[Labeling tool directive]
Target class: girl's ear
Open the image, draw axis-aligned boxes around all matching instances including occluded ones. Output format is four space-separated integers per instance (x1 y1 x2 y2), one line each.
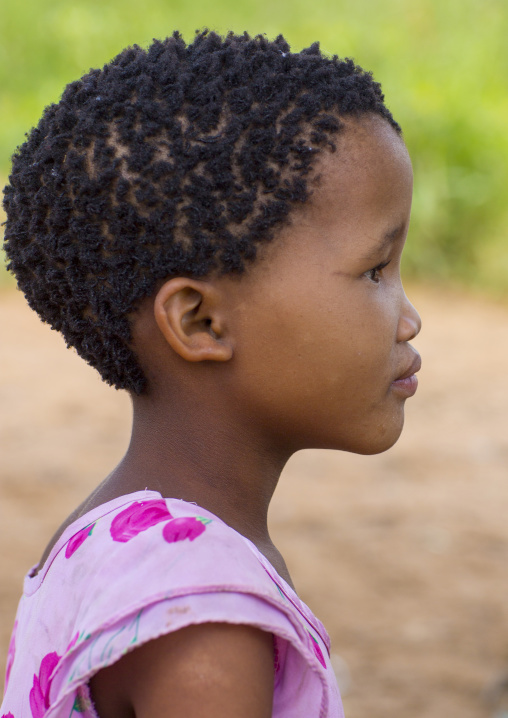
153 278 233 363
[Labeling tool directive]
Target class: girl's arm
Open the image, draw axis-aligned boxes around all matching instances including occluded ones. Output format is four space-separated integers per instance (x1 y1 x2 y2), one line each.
90 622 275 717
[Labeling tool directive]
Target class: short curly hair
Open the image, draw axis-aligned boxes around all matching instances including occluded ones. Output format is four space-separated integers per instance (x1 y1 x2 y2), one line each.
3 30 400 394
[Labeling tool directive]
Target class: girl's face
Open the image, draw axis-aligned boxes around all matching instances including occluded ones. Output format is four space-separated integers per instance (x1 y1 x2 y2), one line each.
220 113 421 455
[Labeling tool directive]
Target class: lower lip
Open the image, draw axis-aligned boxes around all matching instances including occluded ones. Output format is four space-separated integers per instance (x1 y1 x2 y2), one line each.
391 374 418 397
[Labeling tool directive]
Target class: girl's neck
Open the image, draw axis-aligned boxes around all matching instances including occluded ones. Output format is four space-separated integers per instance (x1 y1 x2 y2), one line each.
37 394 296 587
113 400 287 545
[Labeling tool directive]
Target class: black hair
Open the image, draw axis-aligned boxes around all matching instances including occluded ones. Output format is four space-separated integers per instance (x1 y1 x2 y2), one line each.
3 30 400 393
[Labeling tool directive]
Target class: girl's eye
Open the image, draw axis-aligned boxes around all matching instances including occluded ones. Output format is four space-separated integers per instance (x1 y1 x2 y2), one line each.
365 260 390 283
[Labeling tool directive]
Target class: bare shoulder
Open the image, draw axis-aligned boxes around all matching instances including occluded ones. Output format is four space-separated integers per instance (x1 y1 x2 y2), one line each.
89 622 275 718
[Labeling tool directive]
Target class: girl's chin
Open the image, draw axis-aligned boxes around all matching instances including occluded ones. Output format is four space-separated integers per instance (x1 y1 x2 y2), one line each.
340 418 405 456
304 426 405 456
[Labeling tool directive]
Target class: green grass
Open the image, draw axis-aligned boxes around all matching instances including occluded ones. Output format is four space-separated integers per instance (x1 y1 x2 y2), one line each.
1 0 507 291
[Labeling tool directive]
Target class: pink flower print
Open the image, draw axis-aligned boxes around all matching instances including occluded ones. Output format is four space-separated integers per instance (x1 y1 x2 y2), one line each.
110 500 172 543
65 632 79 653
162 517 207 544
29 651 61 718
65 523 96 558
308 632 326 669
1 713 15 718
5 620 17 690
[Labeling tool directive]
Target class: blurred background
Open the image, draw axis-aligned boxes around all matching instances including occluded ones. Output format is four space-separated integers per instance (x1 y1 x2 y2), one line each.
1 1 508 717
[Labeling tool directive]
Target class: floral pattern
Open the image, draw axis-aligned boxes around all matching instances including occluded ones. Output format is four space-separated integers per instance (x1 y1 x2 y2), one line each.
108 500 211 546
110 500 173 543
29 651 61 718
65 524 96 559
66 632 80 653
308 631 326 669
162 516 207 543
0 494 337 718
60 499 212 560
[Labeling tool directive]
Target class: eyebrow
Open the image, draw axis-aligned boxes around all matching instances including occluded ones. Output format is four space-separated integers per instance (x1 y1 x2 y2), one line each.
360 223 406 263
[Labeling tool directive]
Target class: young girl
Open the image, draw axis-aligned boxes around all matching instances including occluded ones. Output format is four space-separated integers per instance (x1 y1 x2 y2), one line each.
1 31 421 718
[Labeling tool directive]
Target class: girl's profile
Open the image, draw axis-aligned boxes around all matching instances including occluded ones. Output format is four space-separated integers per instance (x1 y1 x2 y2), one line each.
1 30 420 718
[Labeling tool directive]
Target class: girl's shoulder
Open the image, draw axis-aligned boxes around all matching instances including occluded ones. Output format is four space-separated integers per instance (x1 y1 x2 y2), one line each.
24 491 313 619
2 492 342 718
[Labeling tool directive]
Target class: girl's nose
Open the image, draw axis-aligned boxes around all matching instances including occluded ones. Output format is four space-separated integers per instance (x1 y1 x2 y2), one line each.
398 295 421 342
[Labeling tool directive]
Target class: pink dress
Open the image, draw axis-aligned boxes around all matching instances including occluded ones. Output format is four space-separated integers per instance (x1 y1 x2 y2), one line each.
1 491 343 718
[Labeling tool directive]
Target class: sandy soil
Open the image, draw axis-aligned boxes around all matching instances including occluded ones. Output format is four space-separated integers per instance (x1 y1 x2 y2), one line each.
1 285 508 718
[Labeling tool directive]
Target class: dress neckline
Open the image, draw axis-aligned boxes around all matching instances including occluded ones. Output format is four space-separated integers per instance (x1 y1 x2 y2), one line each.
23 490 330 650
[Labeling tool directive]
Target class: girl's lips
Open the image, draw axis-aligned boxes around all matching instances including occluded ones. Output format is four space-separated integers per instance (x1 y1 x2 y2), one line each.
391 373 418 397
391 353 421 397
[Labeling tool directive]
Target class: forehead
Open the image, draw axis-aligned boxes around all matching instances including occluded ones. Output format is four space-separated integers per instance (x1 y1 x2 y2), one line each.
225 114 413 288
296 114 413 234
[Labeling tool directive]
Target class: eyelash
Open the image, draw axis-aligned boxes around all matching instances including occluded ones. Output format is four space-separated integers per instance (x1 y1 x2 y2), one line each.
366 260 390 283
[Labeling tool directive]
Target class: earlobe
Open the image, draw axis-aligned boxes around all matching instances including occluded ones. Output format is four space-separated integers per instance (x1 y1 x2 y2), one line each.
153 278 233 363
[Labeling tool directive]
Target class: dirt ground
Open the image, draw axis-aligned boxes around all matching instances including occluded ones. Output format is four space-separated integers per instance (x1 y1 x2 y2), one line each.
1 285 508 718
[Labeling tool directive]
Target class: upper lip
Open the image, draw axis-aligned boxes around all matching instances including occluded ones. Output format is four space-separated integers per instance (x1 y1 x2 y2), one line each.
394 351 421 382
